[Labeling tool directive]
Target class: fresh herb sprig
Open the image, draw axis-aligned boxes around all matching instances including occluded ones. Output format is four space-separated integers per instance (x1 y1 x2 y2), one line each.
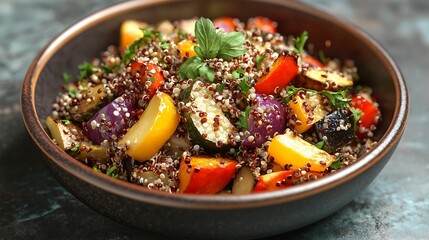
237 105 251 130
330 158 343 170
350 107 363 132
293 31 308 54
284 86 351 109
178 17 246 82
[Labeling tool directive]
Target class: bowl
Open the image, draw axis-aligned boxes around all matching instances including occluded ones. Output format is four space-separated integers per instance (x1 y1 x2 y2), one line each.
21 0 408 239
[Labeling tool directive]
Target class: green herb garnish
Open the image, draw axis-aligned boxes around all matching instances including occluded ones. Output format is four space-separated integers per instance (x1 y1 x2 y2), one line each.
255 54 266 69
284 86 351 109
179 17 246 81
160 41 170 50
77 62 95 82
63 72 72 83
61 119 71 125
237 105 251 130
122 28 163 65
93 167 102 173
216 83 225 93
232 68 245 79
70 145 79 152
238 78 252 97
350 107 363 132
106 166 119 179
315 141 325 149
330 158 343 170
319 50 327 65
293 31 308 54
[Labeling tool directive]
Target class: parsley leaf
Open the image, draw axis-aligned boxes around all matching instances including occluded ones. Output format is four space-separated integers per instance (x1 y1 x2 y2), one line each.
78 62 95 82
284 86 351 109
330 158 343 170
70 145 79 152
178 56 214 82
216 83 225 93
238 78 251 97
232 68 245 79
61 119 71 125
255 54 266 69
350 107 363 132
319 50 327 65
63 72 72 83
237 106 251 130
106 166 119 178
315 141 325 149
293 31 308 54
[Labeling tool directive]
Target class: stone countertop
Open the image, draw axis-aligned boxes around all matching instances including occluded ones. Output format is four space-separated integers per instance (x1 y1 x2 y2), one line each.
0 0 427 239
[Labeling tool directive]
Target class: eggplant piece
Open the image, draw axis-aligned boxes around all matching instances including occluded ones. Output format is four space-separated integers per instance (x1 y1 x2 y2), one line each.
293 68 353 91
314 109 355 153
182 81 238 152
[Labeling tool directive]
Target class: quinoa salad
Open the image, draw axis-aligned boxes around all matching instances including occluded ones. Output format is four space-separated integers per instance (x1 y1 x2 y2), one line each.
45 17 381 194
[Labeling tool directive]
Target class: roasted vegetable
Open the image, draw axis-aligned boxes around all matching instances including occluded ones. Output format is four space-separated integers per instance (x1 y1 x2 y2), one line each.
268 129 336 172
242 94 286 148
287 90 328 134
350 95 381 140
302 56 325 69
75 143 109 162
118 92 180 162
182 81 238 152
314 109 355 152
232 167 255 194
45 116 85 151
69 84 110 122
247 16 277 33
129 61 165 98
254 53 299 95
119 20 148 51
177 39 197 58
253 170 325 192
83 95 136 145
178 155 237 194
293 68 353 91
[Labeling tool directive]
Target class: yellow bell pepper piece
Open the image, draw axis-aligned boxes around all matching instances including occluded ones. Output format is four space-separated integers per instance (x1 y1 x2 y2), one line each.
288 92 327 133
268 130 335 172
120 20 148 51
177 39 197 58
119 92 180 162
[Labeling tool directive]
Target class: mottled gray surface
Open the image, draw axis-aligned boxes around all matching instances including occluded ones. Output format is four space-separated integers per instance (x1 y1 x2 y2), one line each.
0 0 428 239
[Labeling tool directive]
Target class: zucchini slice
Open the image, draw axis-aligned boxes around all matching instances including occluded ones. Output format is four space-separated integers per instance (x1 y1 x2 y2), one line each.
69 84 110 122
293 68 353 91
182 81 237 152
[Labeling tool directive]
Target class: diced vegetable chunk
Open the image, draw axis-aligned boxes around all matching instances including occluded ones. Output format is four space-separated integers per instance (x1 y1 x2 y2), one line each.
178 156 237 194
268 129 335 172
45 116 84 151
120 20 148 51
232 167 255 194
119 20 148 51
254 53 299 95
242 94 286 148
287 91 328 133
350 95 381 139
314 109 355 152
119 92 180 162
294 68 353 91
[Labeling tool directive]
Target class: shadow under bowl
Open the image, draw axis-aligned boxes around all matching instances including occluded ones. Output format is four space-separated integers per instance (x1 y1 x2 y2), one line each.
21 0 408 239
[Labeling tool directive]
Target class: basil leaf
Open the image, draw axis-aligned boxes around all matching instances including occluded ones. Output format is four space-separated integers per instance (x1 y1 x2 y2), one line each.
217 32 246 60
194 17 222 59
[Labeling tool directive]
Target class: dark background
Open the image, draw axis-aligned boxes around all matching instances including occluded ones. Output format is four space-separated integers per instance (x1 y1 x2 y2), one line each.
1 0 427 239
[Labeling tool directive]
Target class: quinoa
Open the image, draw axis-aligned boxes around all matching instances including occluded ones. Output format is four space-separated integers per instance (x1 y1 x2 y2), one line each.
47 17 380 194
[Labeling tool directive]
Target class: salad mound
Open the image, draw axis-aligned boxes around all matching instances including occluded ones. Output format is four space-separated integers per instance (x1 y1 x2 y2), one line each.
46 16 381 194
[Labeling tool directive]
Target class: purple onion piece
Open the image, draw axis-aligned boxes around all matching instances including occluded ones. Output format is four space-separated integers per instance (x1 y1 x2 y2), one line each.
242 94 286 148
83 95 136 144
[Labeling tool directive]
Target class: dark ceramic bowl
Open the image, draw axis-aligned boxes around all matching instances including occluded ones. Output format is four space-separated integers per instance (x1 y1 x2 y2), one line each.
21 0 408 239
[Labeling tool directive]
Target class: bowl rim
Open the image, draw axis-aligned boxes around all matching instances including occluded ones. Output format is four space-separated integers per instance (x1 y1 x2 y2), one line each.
21 0 409 209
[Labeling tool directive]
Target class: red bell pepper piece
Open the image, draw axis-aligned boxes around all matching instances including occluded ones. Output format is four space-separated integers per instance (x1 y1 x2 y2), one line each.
247 16 277 33
350 95 381 139
254 53 299 95
302 56 325 69
130 61 165 98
